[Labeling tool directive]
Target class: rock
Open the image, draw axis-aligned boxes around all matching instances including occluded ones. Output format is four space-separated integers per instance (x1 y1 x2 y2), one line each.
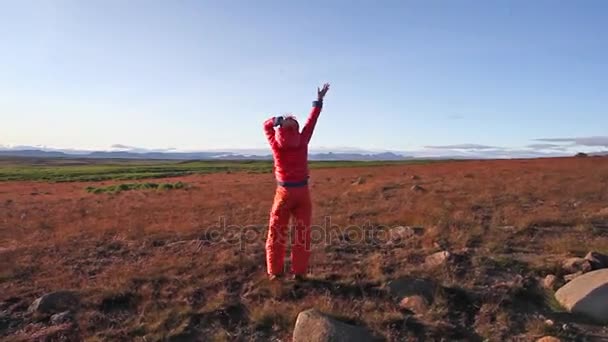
398 295 429 314
536 337 561 342
293 309 378 342
584 251 608 270
410 184 425 192
555 269 608 323
564 271 583 282
386 277 437 302
352 177 365 185
50 311 73 325
28 291 79 315
411 175 420 180
425 251 452 268
544 319 555 326
542 274 562 290
389 226 415 241
561 257 592 274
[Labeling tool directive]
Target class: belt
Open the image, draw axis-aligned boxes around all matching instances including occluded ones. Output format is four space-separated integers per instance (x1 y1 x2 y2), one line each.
277 179 309 188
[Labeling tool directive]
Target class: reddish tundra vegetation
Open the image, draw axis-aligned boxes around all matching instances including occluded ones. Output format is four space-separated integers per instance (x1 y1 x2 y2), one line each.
1 157 608 341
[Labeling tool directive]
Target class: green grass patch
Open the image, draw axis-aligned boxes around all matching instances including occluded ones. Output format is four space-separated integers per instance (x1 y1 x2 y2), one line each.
0 158 454 182
86 181 188 194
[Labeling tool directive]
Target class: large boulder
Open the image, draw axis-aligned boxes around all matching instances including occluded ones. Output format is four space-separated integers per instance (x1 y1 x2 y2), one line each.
585 251 608 270
555 269 608 323
28 291 79 315
561 257 592 274
293 309 377 342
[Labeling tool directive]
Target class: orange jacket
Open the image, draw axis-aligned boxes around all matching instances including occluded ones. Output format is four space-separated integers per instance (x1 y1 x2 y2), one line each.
264 101 323 183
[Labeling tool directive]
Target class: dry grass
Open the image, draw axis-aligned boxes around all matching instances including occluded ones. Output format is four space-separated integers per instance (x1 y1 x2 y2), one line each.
1 157 608 340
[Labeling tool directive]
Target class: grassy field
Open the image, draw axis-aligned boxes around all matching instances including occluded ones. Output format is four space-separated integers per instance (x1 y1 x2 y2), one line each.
4 157 606 340
0 158 442 182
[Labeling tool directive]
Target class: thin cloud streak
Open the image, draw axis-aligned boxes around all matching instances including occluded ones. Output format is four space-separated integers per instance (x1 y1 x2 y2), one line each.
535 136 608 147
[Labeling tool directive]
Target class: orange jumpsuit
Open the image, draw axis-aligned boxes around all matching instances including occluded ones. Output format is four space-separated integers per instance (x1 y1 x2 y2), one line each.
263 100 323 276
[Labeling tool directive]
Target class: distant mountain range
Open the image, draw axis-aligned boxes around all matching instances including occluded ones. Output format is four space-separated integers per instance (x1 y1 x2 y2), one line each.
0 149 413 161
0 147 605 161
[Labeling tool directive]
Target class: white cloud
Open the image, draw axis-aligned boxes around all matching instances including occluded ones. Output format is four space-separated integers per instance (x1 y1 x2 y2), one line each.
109 144 178 153
424 144 502 150
525 143 567 151
535 136 608 147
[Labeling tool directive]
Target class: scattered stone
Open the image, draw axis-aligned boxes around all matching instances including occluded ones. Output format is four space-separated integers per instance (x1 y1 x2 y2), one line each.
564 271 583 282
50 311 73 325
381 183 404 192
293 309 378 342
537 337 561 342
425 251 452 268
544 319 555 327
28 291 79 315
352 177 366 185
584 251 608 270
410 184 425 192
399 295 429 314
389 226 415 241
386 277 437 302
561 257 592 274
543 274 562 290
555 269 608 323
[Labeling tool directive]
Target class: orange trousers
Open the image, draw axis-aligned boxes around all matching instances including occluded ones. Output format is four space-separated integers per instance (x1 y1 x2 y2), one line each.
266 185 312 276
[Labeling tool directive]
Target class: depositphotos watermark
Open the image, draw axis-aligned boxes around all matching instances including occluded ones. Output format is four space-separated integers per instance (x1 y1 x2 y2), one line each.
198 217 423 249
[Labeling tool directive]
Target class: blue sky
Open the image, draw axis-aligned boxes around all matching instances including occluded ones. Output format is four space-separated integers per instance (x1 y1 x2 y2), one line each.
1 0 607 155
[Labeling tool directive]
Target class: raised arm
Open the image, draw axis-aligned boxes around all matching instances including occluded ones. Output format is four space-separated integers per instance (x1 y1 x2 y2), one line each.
301 83 330 144
263 116 284 148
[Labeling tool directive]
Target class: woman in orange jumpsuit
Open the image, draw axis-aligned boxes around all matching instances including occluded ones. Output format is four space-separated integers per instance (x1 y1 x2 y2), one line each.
263 83 330 280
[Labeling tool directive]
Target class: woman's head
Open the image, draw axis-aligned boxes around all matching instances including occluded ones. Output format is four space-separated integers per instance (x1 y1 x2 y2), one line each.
276 115 301 148
281 116 299 130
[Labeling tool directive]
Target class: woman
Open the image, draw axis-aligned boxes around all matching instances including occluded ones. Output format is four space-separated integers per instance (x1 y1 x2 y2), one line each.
262 83 330 280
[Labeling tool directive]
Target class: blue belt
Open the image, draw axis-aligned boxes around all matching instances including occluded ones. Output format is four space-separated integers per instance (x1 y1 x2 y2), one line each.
277 179 309 187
